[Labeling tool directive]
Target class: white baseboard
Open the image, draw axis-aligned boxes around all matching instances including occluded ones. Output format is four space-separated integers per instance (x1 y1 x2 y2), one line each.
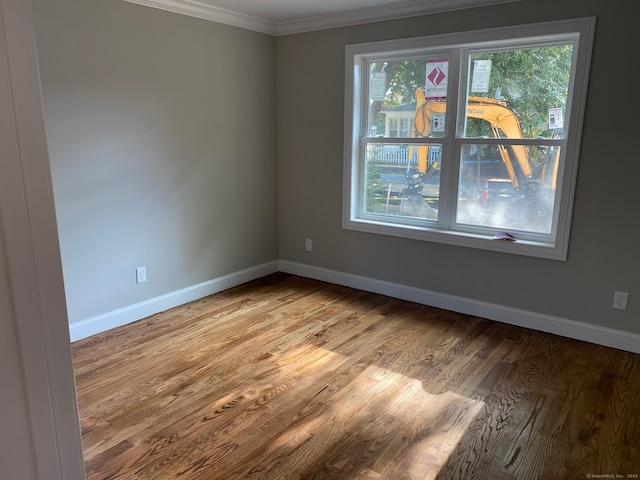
69 259 640 354
68 261 279 342
279 260 640 355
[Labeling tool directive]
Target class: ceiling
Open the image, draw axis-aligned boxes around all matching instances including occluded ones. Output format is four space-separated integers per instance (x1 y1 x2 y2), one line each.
124 0 521 35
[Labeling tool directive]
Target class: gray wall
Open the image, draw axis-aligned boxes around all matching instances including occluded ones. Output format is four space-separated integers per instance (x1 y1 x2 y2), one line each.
31 0 639 338
32 0 278 324
277 0 640 334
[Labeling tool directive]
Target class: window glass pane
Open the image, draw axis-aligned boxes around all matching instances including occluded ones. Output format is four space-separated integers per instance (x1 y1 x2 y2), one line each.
368 57 449 138
465 44 573 140
413 87 447 140
456 143 561 234
364 143 441 220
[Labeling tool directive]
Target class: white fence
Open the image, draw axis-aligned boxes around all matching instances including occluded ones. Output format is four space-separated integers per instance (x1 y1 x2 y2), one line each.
367 144 440 166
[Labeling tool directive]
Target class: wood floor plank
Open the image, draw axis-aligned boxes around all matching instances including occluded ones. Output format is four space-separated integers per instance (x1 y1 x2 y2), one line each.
72 273 640 479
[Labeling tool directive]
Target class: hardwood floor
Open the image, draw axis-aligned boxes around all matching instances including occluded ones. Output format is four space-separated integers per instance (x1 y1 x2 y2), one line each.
72 273 640 479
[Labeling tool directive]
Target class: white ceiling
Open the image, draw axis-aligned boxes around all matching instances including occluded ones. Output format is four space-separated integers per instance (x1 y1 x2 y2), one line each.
124 0 521 35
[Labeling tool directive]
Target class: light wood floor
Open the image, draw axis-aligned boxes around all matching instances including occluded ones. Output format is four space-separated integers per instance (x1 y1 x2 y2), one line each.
72 273 640 479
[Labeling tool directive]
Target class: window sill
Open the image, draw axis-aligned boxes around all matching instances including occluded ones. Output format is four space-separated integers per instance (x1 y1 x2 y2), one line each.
343 216 566 261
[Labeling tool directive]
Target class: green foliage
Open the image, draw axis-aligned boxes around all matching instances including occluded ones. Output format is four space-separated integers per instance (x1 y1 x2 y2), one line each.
385 60 426 106
370 44 573 139
369 60 426 133
365 163 383 211
469 45 573 137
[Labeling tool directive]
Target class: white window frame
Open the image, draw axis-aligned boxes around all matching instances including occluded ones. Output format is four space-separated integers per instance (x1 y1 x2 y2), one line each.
342 17 595 260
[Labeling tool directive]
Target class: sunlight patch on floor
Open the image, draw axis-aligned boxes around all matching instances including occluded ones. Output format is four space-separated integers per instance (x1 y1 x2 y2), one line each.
265 345 485 479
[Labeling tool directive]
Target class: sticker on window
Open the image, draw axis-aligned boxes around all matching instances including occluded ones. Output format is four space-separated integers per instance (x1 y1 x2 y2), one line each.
425 60 448 100
548 107 564 129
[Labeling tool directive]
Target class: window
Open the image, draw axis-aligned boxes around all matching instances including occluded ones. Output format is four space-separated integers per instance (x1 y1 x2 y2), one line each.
388 117 413 137
343 18 595 260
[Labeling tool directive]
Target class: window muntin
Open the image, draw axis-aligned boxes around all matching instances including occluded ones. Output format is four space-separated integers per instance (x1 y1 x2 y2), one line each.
344 18 594 260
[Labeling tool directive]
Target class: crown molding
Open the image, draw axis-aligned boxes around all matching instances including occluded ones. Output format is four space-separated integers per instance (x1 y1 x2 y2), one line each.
123 0 277 35
124 0 522 36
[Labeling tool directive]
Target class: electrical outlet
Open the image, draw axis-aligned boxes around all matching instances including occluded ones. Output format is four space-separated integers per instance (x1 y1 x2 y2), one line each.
305 238 313 252
613 291 628 311
136 266 147 284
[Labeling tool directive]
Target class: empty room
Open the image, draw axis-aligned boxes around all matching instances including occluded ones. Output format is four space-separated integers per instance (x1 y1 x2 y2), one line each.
1 0 639 478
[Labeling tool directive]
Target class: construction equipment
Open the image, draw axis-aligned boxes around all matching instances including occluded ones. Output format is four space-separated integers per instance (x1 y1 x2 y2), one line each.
410 88 560 199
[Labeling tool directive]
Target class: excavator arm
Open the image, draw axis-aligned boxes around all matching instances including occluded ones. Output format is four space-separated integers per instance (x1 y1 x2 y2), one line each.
411 88 533 191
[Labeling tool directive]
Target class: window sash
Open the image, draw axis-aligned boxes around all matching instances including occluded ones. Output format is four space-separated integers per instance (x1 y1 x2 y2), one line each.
344 18 595 260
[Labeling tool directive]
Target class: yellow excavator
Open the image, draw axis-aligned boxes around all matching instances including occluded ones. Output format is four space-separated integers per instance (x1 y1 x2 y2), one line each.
406 88 560 201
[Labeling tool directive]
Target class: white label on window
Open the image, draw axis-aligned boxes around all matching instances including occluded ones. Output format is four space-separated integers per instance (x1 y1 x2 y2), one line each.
432 113 446 132
370 72 387 101
471 59 492 93
425 60 448 100
548 107 564 129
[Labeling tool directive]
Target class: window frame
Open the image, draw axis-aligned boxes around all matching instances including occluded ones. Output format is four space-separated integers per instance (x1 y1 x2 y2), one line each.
342 17 595 260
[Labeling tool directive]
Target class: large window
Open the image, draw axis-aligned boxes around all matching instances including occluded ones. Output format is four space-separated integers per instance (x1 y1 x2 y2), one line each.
343 18 595 260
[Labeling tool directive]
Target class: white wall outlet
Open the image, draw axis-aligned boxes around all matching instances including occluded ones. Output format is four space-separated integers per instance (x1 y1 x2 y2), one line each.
613 291 628 310
305 238 312 252
136 266 147 284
